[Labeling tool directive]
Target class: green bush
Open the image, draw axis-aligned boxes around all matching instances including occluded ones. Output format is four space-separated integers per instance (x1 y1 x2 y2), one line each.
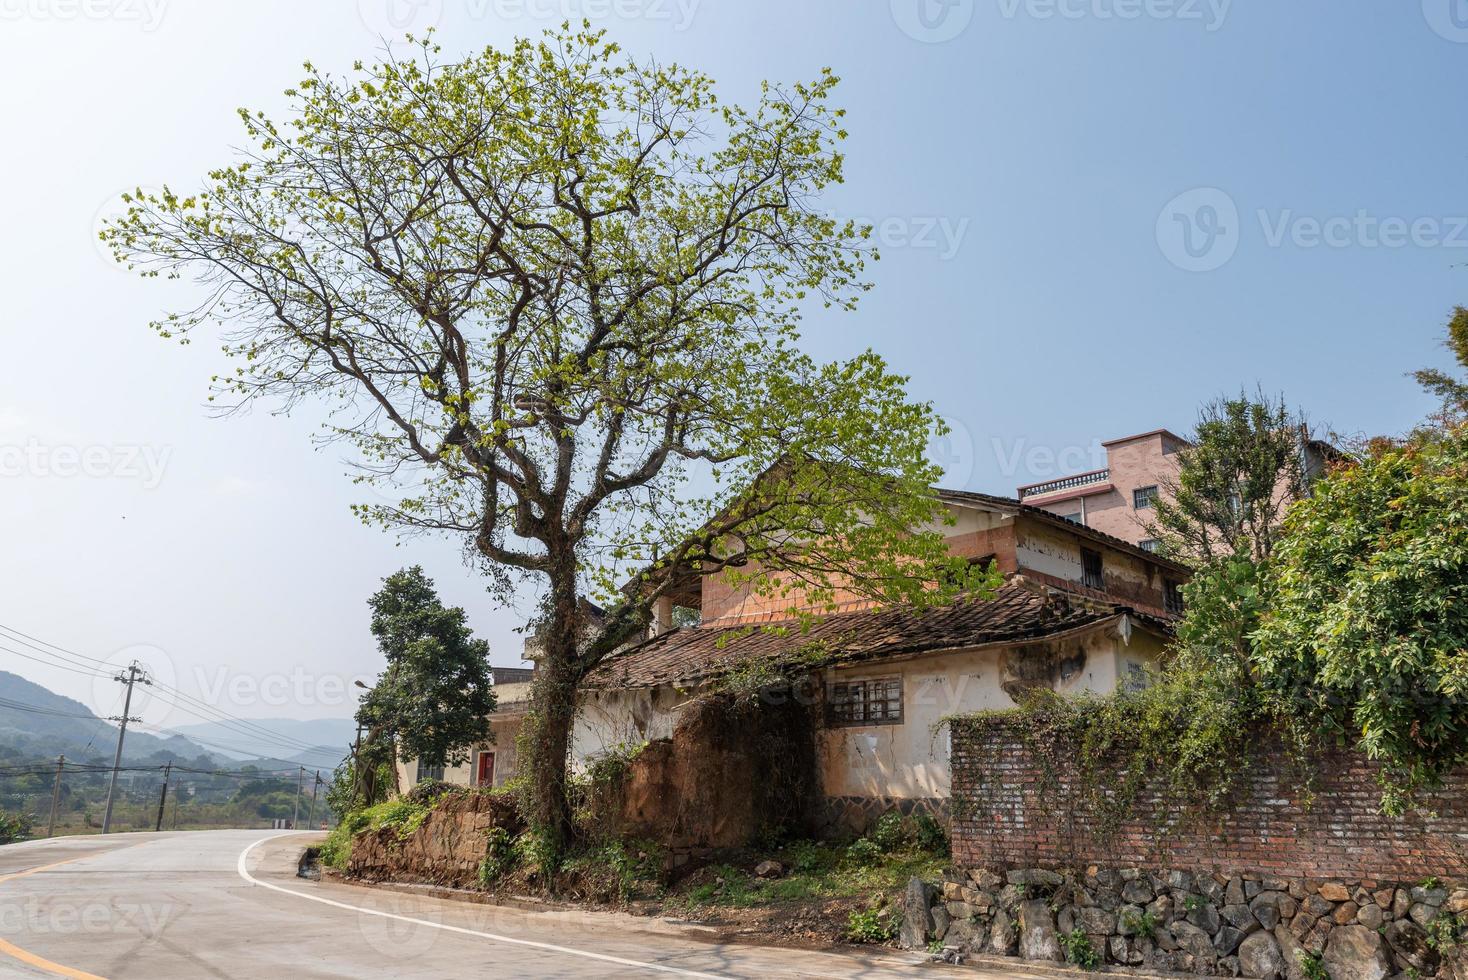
0 811 32 845
845 906 895 944
910 812 948 855
845 837 882 864
869 811 909 852
477 827 517 886
1061 928 1100 970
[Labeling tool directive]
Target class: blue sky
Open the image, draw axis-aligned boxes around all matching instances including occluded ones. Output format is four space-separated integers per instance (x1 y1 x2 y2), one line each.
0 0 1463 721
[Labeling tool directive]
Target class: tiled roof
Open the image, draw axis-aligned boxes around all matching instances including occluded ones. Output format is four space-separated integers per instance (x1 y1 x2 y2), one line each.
584 580 1167 690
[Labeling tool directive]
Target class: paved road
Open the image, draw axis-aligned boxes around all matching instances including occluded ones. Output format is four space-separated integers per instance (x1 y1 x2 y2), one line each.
0 830 1056 979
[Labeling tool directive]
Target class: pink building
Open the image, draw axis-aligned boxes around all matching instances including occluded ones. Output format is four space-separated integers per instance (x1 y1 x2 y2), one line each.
1017 427 1335 550
1016 429 1189 550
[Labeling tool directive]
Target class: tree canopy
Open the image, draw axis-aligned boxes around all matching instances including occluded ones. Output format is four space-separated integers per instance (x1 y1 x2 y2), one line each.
357 566 495 772
1147 392 1307 564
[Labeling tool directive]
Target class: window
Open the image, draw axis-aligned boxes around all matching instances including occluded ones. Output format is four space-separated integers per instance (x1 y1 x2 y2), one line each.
1081 548 1104 590
1164 578 1185 615
1058 510 1083 525
1133 485 1159 509
414 760 445 783
1139 538 1161 553
828 677 903 727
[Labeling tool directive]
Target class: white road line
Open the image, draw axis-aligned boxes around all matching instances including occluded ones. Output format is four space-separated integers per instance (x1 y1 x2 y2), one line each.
235 837 730 979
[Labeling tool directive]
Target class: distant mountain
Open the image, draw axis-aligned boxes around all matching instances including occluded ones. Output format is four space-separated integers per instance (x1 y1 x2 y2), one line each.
0 671 217 765
167 718 354 772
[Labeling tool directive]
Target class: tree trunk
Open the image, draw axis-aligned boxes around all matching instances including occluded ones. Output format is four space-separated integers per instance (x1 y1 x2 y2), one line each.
520 575 584 852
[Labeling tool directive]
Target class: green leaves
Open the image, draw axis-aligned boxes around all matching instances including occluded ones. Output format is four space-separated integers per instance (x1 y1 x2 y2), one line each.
1252 428 1468 812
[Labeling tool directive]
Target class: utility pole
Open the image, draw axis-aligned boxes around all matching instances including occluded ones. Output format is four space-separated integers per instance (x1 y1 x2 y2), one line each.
308 770 321 830
155 761 172 832
102 661 150 835
46 755 64 838
292 766 304 830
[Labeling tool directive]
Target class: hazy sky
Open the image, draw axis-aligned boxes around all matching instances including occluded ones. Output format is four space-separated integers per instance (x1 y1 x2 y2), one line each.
1 0 1464 727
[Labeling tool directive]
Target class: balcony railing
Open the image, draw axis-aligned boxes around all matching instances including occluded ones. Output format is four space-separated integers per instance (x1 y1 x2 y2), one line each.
1018 468 1111 499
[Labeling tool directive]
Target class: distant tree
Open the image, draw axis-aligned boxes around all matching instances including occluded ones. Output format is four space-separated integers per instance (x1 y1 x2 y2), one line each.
1253 426 1468 813
356 567 495 774
1147 392 1308 565
104 28 989 846
1412 306 1468 430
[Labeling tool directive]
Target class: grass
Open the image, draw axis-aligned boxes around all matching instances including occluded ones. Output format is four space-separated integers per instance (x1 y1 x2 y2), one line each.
318 797 431 870
663 842 945 913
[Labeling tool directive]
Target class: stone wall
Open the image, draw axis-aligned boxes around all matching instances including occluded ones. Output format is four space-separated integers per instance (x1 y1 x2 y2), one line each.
907 864 1468 979
347 790 522 888
949 717 1468 881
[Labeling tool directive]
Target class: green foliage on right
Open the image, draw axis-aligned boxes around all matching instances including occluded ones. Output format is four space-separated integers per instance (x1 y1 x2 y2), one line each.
1252 427 1468 812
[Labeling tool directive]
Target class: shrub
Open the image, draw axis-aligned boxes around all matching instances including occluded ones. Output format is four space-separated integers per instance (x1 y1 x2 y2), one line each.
0 811 32 845
477 827 517 886
910 812 948 856
845 837 882 864
403 780 458 806
869 811 910 852
1060 928 1100 970
845 906 894 944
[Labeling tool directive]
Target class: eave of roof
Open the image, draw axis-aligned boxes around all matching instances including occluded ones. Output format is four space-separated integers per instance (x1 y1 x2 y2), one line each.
935 487 1192 575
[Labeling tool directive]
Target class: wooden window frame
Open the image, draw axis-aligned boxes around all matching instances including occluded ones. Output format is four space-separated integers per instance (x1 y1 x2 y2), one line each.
827 676 904 727
1081 547 1104 590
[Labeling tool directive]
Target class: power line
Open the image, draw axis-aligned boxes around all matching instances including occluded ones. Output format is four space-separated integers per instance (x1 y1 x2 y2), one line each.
0 620 333 754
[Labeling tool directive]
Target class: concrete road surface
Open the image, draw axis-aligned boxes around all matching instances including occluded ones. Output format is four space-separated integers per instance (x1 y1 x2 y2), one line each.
0 830 1062 979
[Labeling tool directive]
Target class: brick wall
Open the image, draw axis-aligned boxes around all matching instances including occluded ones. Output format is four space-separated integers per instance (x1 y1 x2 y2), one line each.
950 716 1468 881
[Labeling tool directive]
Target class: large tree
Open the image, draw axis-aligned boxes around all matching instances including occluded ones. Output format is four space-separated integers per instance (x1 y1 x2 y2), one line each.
1412 305 1468 432
105 28 984 844
357 566 496 775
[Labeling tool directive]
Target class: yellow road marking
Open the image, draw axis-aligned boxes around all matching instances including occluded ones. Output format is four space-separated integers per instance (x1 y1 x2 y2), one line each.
0 937 107 980
0 840 147 980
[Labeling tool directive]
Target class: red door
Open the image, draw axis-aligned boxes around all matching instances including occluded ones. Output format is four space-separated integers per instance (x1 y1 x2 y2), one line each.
476 751 495 787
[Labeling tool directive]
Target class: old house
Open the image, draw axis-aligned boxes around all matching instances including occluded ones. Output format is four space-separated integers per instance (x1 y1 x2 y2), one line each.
570 488 1184 836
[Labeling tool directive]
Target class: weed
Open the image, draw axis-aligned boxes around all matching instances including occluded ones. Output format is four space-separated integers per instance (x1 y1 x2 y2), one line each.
1060 928 1101 970
846 838 882 864
845 906 895 944
1425 911 1463 951
1121 907 1159 940
1296 950 1330 980
1421 876 1443 891
477 827 517 886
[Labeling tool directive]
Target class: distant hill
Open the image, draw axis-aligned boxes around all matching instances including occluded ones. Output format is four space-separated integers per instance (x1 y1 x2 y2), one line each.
0 670 217 765
167 718 354 772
